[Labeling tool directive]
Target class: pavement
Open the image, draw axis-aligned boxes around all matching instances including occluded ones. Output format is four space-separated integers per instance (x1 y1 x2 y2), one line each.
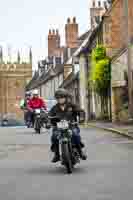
1 126 133 199
85 121 133 139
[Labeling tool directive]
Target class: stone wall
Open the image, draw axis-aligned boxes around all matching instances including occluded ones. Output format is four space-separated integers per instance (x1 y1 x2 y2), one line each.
111 47 133 121
0 63 32 120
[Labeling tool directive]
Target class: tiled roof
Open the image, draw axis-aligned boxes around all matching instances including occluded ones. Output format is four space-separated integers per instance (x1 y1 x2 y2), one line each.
26 64 64 90
65 29 92 62
78 30 91 43
75 24 103 56
60 72 79 88
26 71 40 90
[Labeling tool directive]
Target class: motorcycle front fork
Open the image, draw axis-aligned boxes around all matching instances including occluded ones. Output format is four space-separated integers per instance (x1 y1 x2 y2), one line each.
59 140 73 163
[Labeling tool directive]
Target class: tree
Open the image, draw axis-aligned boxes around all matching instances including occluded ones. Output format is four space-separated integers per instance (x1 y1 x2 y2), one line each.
89 45 111 119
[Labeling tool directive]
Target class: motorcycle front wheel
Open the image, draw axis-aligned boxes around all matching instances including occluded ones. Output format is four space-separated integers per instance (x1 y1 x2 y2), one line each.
61 143 72 174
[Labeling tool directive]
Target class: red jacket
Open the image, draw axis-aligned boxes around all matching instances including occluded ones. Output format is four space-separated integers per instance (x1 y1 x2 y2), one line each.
28 97 47 110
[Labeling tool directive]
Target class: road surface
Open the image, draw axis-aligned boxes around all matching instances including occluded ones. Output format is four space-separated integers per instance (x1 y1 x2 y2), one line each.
0 126 133 200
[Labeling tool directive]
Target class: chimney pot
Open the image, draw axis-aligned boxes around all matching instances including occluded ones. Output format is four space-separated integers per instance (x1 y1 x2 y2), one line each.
73 17 76 23
53 29 55 34
93 0 95 7
56 29 59 35
49 29 51 35
67 18 70 24
98 1 101 7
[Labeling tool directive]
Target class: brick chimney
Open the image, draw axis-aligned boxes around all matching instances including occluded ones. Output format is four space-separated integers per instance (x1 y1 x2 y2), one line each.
48 29 60 57
65 17 79 48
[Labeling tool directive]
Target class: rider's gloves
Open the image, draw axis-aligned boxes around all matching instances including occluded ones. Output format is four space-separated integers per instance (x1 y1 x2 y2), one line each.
45 123 51 129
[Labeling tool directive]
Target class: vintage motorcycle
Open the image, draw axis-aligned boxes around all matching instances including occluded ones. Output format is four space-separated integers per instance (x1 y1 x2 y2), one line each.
48 116 81 174
34 108 48 134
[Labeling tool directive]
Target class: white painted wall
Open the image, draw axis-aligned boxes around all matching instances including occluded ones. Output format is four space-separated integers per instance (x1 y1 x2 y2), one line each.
112 50 127 87
79 55 89 121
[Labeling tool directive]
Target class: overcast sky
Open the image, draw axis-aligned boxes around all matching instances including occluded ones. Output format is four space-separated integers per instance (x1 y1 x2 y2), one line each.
0 0 92 69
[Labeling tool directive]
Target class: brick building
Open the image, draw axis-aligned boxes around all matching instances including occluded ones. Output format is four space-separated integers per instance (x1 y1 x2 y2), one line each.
100 0 133 121
0 48 32 121
48 17 79 62
101 0 133 57
27 17 80 101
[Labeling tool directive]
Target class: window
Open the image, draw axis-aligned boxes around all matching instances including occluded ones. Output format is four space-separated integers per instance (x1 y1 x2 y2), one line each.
104 23 110 33
124 71 128 80
98 1 101 7
74 64 79 74
95 16 100 24
55 57 61 65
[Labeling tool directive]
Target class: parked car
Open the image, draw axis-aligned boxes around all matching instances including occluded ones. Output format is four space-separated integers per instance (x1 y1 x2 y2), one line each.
0 118 24 127
1 118 8 126
45 99 57 112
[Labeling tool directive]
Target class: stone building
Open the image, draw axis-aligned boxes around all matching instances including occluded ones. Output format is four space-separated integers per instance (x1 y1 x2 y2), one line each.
0 48 32 120
76 0 111 121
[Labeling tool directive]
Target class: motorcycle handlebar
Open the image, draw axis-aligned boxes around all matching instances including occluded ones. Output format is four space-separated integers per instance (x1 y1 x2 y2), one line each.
47 115 78 125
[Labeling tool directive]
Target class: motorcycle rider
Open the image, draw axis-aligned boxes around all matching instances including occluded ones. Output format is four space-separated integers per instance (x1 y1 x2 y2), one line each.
28 89 47 125
68 92 86 123
67 92 85 148
49 88 87 163
20 91 32 126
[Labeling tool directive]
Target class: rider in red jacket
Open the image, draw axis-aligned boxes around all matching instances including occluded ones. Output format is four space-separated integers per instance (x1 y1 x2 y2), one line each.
28 89 47 111
27 90 47 126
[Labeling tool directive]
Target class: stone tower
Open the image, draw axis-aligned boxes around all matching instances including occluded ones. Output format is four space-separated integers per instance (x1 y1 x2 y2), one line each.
0 46 3 63
48 29 60 57
0 49 32 121
90 0 106 29
65 17 79 48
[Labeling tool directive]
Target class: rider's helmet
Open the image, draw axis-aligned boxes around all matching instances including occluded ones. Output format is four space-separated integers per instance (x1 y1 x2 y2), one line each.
32 89 39 96
55 88 68 99
25 91 31 97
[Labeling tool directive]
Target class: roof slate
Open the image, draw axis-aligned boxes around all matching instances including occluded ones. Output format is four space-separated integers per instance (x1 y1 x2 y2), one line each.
60 72 79 88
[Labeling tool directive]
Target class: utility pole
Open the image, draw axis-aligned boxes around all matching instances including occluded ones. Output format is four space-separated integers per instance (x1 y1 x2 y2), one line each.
124 0 133 119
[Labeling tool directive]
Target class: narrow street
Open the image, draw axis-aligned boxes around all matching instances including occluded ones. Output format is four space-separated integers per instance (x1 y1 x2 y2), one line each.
0 127 133 199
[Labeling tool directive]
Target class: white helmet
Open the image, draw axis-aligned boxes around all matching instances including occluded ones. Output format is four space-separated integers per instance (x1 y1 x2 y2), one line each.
33 89 39 95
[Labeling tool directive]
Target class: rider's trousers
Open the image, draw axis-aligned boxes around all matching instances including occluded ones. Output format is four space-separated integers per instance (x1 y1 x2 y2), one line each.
51 126 81 152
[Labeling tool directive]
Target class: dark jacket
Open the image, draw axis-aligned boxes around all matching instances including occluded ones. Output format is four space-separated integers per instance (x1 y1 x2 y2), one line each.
49 103 84 125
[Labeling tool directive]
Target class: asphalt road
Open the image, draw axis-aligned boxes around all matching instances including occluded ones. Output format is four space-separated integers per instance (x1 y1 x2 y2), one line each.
0 126 133 200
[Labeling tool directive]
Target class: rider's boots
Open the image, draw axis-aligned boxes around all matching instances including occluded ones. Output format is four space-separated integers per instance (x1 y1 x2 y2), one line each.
80 141 85 148
51 144 60 163
77 145 87 160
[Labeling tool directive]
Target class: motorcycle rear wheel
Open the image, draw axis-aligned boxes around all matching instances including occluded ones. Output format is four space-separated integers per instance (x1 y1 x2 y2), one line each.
34 119 41 134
